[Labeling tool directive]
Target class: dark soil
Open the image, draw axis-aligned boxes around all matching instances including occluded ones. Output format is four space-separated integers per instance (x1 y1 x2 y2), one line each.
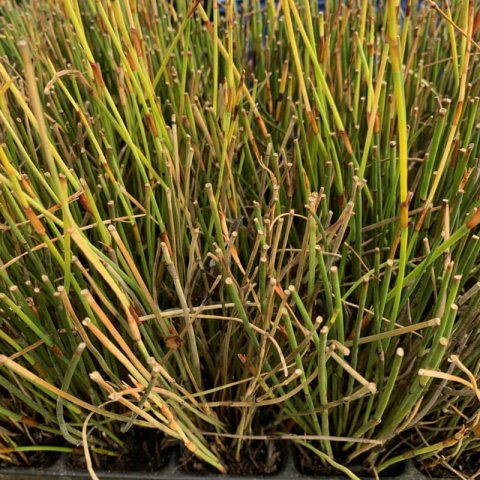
0 449 61 469
179 439 285 475
294 445 406 477
418 450 480 479
70 429 170 472
0 432 62 469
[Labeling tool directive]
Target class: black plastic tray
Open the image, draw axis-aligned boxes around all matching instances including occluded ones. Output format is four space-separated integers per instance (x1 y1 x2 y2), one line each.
0 448 437 480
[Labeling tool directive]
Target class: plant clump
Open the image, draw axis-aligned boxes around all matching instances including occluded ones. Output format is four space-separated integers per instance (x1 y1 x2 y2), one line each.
0 0 479 477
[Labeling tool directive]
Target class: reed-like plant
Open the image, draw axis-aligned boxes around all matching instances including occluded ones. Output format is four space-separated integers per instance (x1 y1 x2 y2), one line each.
0 0 479 477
